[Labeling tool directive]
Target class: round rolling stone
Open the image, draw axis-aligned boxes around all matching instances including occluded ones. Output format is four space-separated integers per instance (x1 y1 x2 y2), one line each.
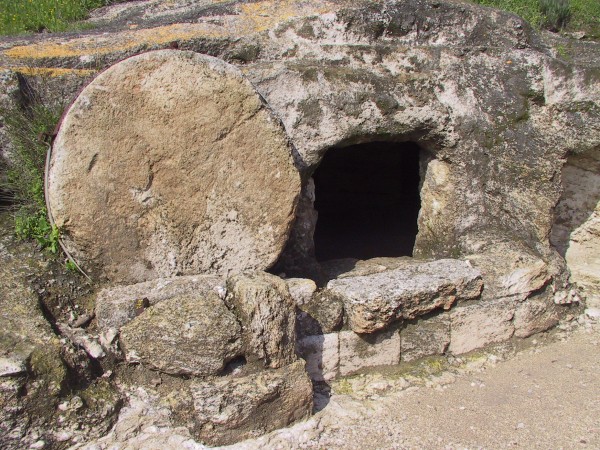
48 50 300 283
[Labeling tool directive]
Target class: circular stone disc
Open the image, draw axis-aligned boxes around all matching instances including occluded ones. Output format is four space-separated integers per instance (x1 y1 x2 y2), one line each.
48 50 300 283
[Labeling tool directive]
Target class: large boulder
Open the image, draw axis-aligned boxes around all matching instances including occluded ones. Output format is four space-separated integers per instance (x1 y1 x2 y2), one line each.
119 291 243 376
177 360 313 446
327 259 483 334
48 50 300 283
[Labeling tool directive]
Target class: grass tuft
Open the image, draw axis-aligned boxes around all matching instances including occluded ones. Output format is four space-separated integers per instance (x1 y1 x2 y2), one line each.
471 0 599 37
0 0 109 35
0 87 63 252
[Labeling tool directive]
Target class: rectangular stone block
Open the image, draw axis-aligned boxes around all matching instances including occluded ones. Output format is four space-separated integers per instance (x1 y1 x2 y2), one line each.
449 298 516 355
514 297 560 338
339 327 400 376
401 314 451 362
296 333 340 381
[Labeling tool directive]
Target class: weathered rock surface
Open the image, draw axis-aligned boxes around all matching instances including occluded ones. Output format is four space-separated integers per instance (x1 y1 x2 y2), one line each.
48 50 300 283
178 361 313 446
464 240 555 302
120 292 242 376
95 274 223 332
226 272 297 368
401 313 451 362
296 333 340 382
327 259 483 333
449 298 516 355
514 296 561 338
338 328 401 376
285 277 318 306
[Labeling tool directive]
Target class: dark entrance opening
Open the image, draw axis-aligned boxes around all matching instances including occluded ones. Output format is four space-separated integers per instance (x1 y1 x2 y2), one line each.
313 141 421 261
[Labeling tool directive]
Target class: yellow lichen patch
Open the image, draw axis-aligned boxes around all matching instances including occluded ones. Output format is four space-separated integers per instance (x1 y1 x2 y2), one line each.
1 66 97 77
239 0 334 33
3 23 229 60
3 0 339 61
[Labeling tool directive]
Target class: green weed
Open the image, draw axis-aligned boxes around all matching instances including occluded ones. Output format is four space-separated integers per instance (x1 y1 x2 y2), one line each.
471 0 599 36
0 83 62 251
15 209 60 253
0 0 109 35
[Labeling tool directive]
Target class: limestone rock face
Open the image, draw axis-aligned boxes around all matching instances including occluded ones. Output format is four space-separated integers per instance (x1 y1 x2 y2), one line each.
184 361 313 446
226 272 296 368
327 259 483 334
48 50 300 283
119 292 243 376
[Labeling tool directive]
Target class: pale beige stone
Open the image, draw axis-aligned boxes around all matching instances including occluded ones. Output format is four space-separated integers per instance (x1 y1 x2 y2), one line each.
551 150 600 304
48 50 300 283
514 298 560 338
449 298 516 355
328 259 482 334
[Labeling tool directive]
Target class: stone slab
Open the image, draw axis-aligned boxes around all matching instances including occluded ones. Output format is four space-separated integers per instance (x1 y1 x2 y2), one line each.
187 360 313 446
226 272 296 369
119 292 243 376
95 274 224 332
327 259 483 333
48 50 300 283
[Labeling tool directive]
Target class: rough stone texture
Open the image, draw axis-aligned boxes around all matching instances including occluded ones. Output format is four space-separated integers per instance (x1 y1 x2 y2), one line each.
119 292 242 376
296 289 344 338
339 328 401 377
449 298 516 355
95 274 223 333
182 361 313 446
401 314 451 363
296 333 340 382
513 296 561 338
551 149 600 307
48 50 300 283
327 259 483 334
226 272 296 369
